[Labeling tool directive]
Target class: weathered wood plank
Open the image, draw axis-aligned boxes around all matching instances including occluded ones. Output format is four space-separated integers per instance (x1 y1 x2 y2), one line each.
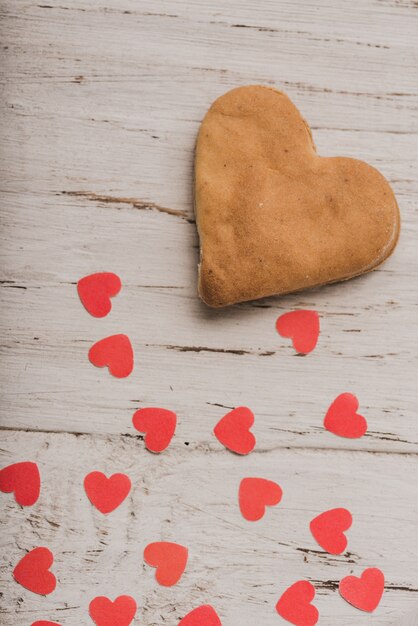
0 192 417 451
1 431 418 625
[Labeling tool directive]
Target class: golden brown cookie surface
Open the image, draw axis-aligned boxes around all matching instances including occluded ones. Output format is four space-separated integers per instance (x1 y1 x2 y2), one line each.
194 85 400 307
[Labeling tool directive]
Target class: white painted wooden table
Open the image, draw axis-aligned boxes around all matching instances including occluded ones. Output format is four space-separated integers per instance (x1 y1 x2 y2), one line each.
1 1 418 624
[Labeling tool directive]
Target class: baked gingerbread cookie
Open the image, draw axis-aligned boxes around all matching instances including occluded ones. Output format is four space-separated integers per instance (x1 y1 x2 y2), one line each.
194 85 400 307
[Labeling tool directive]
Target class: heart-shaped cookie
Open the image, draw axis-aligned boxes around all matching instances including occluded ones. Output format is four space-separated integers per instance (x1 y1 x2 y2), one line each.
0 461 41 506
13 547 56 595
194 86 399 306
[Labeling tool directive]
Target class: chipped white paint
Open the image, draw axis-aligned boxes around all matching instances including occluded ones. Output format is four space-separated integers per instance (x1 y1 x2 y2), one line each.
0 0 417 624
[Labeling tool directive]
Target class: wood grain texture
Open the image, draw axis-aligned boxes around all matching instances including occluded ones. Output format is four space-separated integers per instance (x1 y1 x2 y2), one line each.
1 431 418 625
1 0 417 624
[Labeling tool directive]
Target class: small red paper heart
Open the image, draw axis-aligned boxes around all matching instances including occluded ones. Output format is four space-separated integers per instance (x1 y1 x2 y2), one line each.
276 310 320 355
179 605 222 625
84 472 131 514
89 595 137 626
88 334 134 378
13 547 56 595
132 407 177 453
32 622 61 626
310 508 352 555
239 477 283 522
339 568 384 612
77 272 122 318
213 407 256 455
276 580 319 626
144 541 188 586
0 461 40 506
324 393 367 439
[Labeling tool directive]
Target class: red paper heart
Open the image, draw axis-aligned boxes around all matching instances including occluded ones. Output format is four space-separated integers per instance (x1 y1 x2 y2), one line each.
32 622 61 626
213 407 256 455
84 472 131 514
0 461 40 506
239 477 283 522
310 508 352 555
132 407 177 453
88 334 134 378
179 605 222 625
77 272 122 318
89 595 137 626
324 393 367 438
276 580 319 626
339 568 384 612
144 541 188 586
276 310 320 355
13 547 56 595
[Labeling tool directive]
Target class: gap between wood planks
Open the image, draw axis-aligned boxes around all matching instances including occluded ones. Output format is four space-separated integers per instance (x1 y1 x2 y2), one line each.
0 426 416 456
